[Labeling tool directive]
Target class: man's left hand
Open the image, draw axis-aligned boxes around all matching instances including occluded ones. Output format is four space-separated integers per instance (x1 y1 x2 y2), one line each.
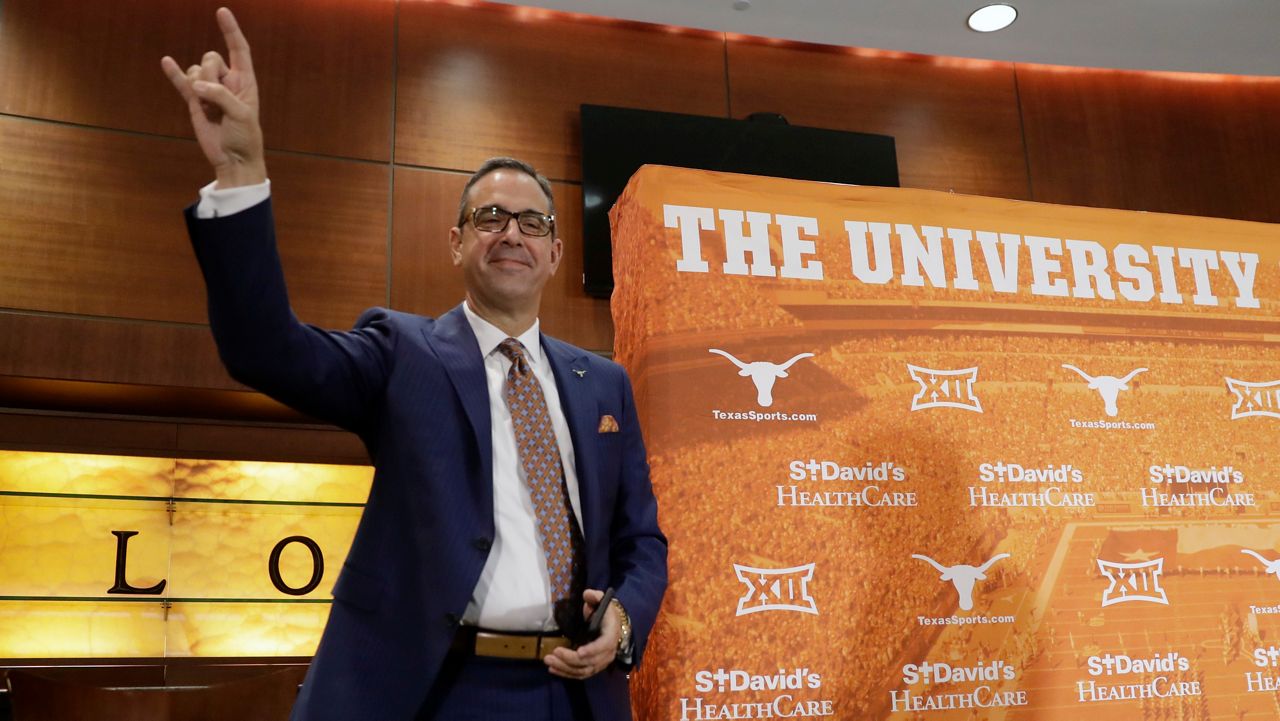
545 588 618 679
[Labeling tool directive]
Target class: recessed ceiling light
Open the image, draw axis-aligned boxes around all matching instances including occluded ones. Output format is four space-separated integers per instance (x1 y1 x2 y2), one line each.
732 0 751 11
968 4 1017 32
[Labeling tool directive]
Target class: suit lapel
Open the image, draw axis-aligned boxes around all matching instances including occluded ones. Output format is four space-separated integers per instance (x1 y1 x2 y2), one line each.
543 336 600 546
423 306 493 487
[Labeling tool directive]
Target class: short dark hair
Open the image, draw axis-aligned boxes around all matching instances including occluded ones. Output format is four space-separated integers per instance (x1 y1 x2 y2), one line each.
456 157 555 227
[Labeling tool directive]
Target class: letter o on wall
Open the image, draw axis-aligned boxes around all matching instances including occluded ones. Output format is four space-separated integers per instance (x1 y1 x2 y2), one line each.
269 535 324 596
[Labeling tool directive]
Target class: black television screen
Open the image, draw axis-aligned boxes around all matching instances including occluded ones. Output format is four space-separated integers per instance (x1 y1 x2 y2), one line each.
580 104 899 298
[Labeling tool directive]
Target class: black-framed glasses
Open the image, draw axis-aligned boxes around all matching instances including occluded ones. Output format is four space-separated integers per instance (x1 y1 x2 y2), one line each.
461 205 555 237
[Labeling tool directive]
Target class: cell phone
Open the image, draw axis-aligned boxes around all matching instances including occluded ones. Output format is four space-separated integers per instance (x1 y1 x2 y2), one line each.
587 587 616 637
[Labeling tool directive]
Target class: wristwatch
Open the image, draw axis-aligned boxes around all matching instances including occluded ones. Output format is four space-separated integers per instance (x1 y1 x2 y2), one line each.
611 598 632 659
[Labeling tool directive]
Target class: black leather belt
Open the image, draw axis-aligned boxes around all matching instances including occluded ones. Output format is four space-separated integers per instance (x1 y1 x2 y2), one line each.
451 627 572 660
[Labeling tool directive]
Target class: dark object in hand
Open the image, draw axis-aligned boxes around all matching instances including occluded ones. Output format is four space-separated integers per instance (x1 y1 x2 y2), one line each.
555 587 615 647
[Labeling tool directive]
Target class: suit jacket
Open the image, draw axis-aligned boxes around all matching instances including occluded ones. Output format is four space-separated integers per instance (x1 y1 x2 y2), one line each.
185 200 667 721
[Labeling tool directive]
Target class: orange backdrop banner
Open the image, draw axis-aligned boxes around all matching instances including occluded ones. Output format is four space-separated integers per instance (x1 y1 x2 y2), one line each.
610 165 1280 720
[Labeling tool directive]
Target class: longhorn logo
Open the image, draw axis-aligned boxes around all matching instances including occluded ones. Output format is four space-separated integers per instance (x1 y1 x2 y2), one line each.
912 553 1009 611
1097 557 1168 607
1061 365 1147 417
1242 549 1280 578
709 349 814 408
1225 377 1280 420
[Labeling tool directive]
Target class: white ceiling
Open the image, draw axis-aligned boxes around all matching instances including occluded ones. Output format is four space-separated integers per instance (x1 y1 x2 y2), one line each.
491 0 1280 78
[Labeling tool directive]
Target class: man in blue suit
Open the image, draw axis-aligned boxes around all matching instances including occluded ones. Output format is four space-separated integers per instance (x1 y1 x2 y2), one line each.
162 9 666 721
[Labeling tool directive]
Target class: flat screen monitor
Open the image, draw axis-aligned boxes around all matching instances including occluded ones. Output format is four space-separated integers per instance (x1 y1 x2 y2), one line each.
580 103 899 298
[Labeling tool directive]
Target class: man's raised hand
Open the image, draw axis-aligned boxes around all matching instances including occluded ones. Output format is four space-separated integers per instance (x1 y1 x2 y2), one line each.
161 7 266 188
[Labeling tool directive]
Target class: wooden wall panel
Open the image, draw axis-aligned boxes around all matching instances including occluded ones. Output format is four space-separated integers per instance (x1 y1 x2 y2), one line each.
536 182 614 352
395 1 728 180
391 167 612 352
727 41 1030 200
0 412 367 464
174 423 367 464
0 412 179 454
0 314 228 389
267 155 391 330
0 118 212 324
390 168 468 321
0 0 395 161
0 376 308 425
0 117 388 330
1017 67 1280 223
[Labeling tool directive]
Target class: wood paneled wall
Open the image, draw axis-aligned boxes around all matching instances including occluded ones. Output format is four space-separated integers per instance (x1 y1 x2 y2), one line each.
1 0 1278 462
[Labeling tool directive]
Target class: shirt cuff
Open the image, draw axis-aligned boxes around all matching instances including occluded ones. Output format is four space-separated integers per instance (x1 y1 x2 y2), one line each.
617 635 635 666
195 179 271 219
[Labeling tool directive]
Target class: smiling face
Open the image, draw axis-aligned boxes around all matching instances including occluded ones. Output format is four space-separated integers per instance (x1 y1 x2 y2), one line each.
449 169 563 322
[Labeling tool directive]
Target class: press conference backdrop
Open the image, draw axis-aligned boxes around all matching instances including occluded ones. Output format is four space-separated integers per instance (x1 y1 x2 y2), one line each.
612 165 1280 720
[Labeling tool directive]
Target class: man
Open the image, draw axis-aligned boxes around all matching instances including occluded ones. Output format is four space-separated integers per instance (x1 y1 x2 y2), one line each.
161 9 667 721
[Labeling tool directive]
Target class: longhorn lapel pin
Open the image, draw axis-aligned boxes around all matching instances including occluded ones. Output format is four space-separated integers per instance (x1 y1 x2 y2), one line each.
573 368 587 378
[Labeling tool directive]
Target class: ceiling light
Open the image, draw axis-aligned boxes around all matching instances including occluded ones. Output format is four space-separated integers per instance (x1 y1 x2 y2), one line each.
732 0 751 11
967 4 1017 32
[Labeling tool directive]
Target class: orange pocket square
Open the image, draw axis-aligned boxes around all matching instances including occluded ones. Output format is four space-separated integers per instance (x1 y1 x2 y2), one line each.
597 415 620 433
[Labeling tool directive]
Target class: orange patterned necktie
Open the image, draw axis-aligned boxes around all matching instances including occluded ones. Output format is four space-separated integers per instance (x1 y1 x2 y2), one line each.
497 338 584 603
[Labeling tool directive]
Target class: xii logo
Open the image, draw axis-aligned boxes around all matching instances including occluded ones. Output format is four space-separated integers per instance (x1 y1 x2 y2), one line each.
907 364 982 412
1097 558 1168 607
733 563 818 616
1226 377 1280 420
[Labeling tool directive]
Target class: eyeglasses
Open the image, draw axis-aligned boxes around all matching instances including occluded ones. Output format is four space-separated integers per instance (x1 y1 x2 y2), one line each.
461 205 555 237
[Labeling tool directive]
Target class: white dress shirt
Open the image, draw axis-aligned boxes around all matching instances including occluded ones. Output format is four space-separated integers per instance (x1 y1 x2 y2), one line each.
197 180 585 631
460 303 584 631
